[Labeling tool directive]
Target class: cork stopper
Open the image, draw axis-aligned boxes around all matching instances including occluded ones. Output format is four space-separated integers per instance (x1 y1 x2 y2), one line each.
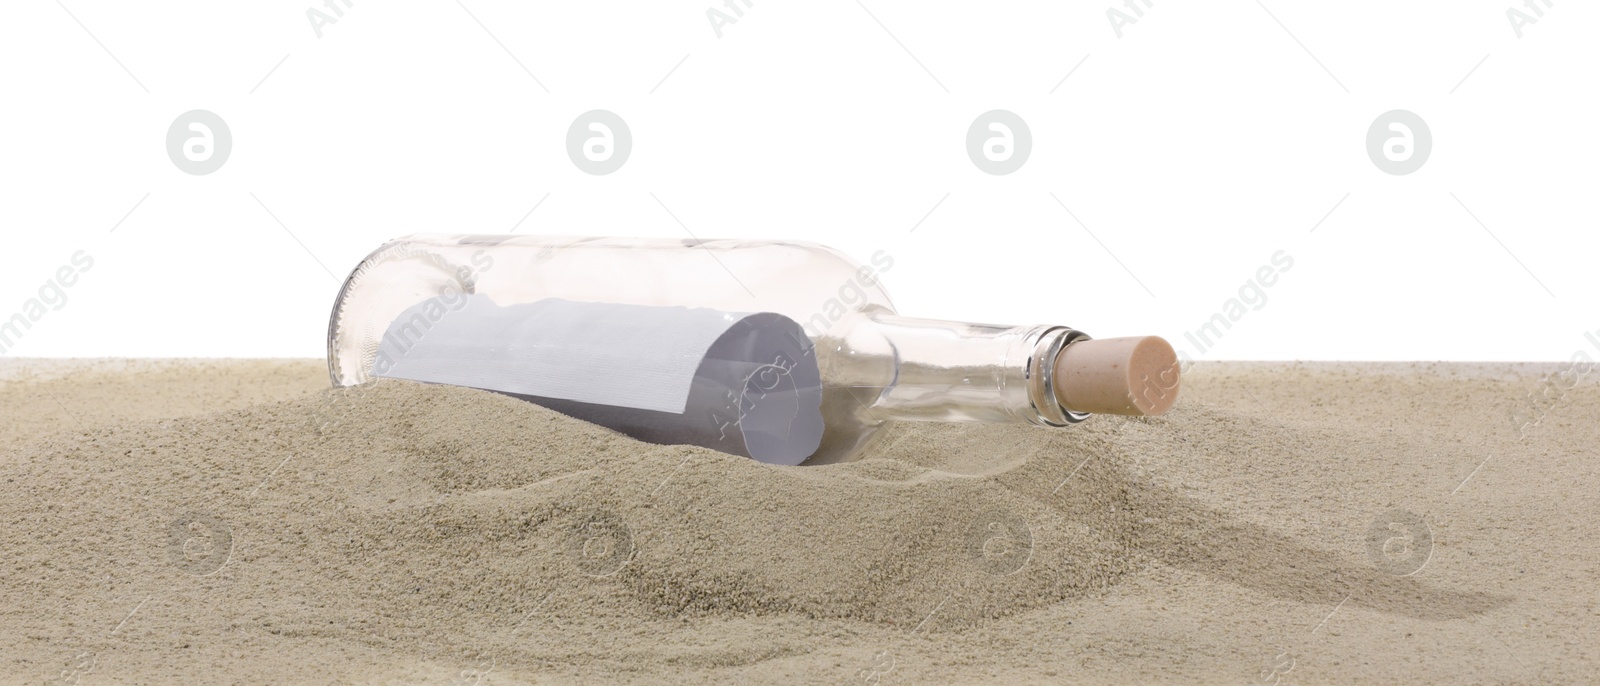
1052 336 1180 416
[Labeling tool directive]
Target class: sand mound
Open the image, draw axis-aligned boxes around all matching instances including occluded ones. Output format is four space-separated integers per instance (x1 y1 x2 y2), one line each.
2 381 1138 635
1 365 1540 682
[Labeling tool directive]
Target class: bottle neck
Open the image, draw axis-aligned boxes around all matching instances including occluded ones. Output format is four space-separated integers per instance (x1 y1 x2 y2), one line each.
824 312 1091 426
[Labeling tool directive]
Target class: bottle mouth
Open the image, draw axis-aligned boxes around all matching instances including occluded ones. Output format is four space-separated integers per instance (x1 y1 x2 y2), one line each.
1028 326 1093 427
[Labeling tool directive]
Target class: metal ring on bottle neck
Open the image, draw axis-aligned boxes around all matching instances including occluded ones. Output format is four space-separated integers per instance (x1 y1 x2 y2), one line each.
1029 326 1092 427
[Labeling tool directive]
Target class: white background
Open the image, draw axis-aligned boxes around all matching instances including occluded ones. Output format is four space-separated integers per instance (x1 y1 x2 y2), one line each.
1 0 1595 362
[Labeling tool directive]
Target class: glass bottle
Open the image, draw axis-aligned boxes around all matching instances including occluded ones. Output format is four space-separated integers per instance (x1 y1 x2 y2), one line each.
326 234 1179 465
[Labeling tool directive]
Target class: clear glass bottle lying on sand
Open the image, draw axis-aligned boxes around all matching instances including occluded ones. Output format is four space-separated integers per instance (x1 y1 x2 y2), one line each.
327 234 1180 465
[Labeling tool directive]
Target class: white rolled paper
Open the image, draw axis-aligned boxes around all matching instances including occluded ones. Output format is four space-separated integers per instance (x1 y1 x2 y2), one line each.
371 294 824 465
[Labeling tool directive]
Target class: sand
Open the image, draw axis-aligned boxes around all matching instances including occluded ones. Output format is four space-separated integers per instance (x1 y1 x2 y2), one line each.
1 359 1595 684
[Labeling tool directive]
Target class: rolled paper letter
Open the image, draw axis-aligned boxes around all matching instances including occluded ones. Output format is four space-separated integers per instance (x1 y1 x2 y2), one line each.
372 295 825 465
